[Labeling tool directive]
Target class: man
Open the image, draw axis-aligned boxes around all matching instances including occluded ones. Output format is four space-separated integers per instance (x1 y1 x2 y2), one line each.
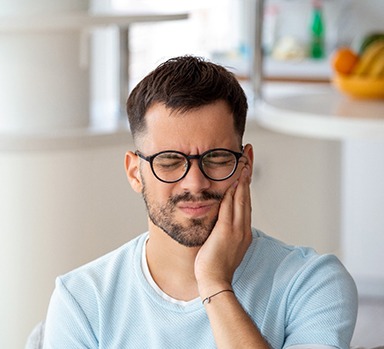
43 56 357 348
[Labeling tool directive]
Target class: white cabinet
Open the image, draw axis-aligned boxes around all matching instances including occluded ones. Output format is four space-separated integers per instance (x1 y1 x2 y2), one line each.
0 132 146 349
245 123 341 254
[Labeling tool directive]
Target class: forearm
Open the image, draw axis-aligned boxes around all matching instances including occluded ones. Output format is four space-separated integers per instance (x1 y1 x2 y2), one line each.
202 289 270 349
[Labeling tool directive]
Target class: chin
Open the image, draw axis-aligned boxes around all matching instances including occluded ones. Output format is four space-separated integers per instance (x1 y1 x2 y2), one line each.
165 215 217 248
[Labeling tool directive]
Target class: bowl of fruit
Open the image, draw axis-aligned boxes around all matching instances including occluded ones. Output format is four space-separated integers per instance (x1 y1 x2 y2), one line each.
331 33 384 99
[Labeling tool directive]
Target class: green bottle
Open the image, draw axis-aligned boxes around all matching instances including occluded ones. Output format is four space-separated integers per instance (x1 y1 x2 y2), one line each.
310 0 325 59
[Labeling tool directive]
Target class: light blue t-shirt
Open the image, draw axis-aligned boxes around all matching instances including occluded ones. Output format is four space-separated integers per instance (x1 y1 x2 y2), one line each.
43 229 358 349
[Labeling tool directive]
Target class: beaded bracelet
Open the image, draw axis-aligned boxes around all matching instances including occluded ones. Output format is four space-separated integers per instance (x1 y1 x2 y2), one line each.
202 289 234 305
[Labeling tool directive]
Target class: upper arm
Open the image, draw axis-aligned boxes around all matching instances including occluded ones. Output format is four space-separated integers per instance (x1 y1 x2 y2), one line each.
43 277 98 349
283 254 358 349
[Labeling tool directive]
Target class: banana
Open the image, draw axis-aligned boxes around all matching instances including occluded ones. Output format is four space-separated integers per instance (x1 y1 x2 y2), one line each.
367 50 384 77
359 33 384 55
352 39 384 76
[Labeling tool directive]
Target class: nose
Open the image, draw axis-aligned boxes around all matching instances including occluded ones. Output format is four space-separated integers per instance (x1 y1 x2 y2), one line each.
180 159 211 193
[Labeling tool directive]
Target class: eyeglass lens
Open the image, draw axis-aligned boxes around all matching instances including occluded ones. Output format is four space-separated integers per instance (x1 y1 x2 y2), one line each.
151 150 238 182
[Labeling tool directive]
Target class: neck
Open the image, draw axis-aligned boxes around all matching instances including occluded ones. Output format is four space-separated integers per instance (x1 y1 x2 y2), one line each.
145 221 200 301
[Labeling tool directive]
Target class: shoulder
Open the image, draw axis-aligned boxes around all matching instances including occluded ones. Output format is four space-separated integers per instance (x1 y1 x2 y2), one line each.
56 232 148 297
44 233 149 346
249 229 320 271
247 229 357 299
251 228 347 273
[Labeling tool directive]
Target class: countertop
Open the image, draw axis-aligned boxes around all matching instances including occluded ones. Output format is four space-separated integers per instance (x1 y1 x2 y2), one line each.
0 10 189 31
264 58 332 82
254 82 384 140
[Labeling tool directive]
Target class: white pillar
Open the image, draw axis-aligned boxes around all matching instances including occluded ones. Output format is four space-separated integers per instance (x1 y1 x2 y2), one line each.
341 140 384 298
0 0 91 132
0 0 89 15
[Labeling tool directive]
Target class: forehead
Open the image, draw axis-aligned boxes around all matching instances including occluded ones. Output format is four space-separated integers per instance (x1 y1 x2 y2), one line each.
138 101 240 153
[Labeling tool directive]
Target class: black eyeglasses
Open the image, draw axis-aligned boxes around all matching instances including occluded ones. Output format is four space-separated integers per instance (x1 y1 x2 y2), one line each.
136 148 244 183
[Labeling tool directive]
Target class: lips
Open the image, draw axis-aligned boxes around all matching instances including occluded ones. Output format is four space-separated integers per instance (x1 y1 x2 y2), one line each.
178 201 217 217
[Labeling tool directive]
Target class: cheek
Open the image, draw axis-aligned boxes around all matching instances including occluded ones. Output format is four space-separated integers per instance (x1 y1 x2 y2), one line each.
142 175 174 202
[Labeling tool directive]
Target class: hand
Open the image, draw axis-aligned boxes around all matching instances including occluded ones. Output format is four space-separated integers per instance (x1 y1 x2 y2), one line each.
194 164 253 298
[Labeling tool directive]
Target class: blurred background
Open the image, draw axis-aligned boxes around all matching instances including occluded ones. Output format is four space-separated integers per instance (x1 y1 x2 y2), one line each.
1 0 383 348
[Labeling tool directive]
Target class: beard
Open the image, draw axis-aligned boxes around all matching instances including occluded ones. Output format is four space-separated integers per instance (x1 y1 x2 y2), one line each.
141 180 224 247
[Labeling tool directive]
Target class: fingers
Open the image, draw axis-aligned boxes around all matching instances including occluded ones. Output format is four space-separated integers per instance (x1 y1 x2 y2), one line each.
233 165 252 237
216 164 252 235
216 181 237 227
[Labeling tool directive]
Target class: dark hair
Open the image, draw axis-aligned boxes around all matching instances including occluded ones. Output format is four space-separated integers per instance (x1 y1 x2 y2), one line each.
126 55 248 143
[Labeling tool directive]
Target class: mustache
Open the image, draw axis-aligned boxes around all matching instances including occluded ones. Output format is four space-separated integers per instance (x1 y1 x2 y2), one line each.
170 191 224 205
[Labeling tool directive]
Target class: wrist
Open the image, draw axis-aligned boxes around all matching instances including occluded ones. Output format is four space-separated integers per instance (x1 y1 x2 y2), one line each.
198 281 233 301
202 289 234 305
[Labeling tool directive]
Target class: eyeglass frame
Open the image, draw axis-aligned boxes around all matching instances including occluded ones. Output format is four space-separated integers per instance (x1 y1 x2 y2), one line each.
135 147 244 183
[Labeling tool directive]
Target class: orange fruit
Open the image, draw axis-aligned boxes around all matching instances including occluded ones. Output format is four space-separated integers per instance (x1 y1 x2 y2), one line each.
331 47 359 75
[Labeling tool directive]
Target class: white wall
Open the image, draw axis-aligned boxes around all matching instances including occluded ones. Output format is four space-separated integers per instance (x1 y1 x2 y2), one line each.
263 0 384 51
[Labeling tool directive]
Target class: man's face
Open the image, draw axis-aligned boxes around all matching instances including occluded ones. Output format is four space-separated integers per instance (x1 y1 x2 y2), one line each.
132 101 247 247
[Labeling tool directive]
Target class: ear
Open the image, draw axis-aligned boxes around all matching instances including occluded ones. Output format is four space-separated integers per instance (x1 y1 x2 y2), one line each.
242 143 254 180
125 151 143 193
